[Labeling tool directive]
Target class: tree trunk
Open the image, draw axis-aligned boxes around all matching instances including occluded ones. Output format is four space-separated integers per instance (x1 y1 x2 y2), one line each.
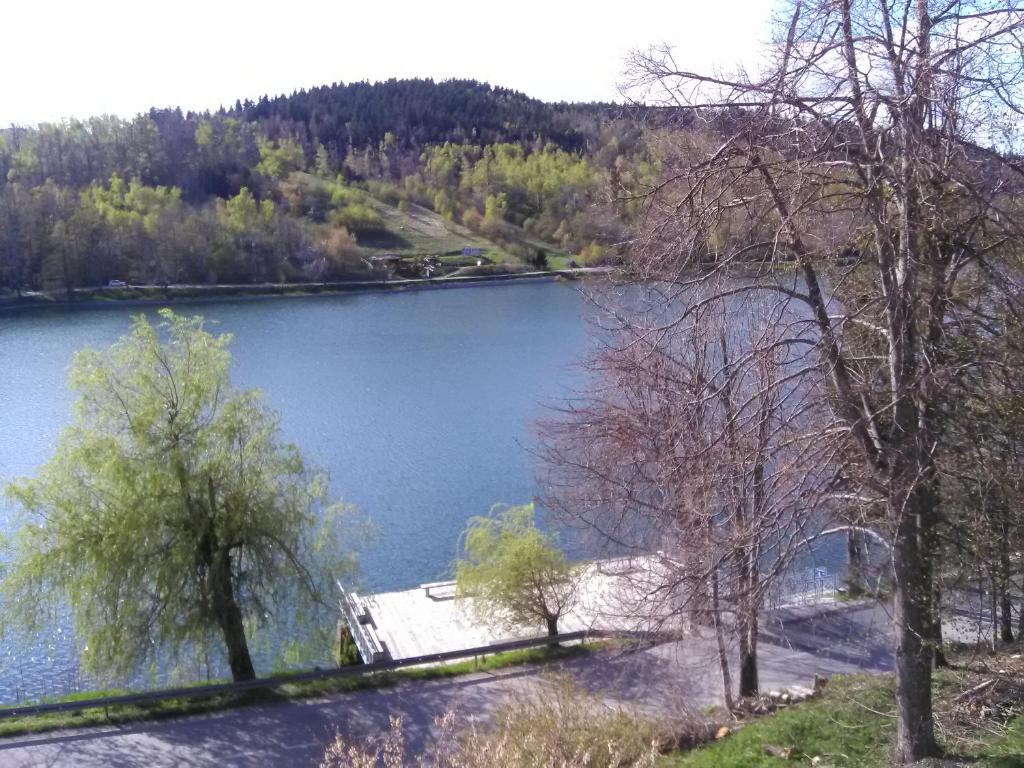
212 549 256 682
999 513 1014 644
847 529 866 597
991 573 1000 650
545 615 560 646
1018 574 1024 641
1001 591 1015 644
891 485 940 763
738 612 758 698
931 579 948 669
711 568 734 711
736 545 759 698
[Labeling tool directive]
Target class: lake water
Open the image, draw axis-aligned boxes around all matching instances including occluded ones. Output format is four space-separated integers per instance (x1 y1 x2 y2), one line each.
0 279 848 703
0 280 596 701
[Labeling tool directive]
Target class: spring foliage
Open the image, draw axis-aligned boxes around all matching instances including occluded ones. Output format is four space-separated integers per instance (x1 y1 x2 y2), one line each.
455 504 579 637
4 309 355 679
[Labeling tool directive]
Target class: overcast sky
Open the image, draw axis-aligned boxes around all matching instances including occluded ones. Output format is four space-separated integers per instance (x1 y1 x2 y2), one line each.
1 0 777 126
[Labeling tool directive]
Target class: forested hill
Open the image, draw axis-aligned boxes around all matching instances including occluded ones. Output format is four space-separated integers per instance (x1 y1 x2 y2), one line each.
233 79 613 154
0 79 651 297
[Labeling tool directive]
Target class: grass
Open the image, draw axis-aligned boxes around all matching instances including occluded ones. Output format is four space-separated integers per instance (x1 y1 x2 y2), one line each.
0 642 592 739
275 172 495 258
276 643 587 698
364 198 515 260
358 191 570 268
666 644 1024 767
546 254 574 270
666 676 896 767
447 263 538 278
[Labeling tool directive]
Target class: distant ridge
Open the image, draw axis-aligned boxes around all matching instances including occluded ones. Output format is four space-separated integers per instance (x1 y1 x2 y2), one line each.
228 78 618 153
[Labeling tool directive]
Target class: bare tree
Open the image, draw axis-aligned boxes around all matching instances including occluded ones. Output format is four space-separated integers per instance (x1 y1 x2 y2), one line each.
577 0 1024 761
940 310 1024 647
540 292 833 704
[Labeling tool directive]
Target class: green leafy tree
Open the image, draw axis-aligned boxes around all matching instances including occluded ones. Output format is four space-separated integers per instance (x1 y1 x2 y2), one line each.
481 192 508 236
313 143 332 178
331 203 385 236
256 137 306 181
455 504 579 639
5 310 354 682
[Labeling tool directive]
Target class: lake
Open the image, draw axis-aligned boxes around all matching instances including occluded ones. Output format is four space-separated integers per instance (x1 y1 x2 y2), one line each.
0 278 848 703
0 280 595 701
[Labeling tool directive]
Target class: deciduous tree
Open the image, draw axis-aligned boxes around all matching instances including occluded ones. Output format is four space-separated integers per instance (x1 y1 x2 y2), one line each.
456 504 580 640
5 310 354 682
540 294 831 704
612 0 1024 759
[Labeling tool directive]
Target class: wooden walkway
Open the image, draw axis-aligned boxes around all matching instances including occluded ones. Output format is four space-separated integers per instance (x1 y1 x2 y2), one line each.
344 555 681 660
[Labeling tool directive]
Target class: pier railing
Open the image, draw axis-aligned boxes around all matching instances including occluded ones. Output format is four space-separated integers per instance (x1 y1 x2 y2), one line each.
338 586 388 663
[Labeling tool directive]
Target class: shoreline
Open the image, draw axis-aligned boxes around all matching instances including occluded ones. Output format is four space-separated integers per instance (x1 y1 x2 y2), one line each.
0 268 612 315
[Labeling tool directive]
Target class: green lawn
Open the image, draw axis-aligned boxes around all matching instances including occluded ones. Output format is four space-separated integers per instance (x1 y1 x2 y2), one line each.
666 676 897 767
546 254 574 270
667 654 1024 767
359 194 568 268
363 199 515 261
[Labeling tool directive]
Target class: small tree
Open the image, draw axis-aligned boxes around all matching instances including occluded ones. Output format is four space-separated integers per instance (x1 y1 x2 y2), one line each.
5 309 354 682
456 504 579 640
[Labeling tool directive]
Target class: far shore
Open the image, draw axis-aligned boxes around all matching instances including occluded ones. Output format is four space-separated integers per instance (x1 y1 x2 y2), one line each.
0 267 613 315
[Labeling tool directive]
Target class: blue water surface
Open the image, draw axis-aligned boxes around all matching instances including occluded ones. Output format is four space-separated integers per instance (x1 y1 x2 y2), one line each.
0 281 594 700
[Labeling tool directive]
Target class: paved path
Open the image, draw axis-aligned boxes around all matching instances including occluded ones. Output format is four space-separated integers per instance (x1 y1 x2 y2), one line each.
0 603 896 767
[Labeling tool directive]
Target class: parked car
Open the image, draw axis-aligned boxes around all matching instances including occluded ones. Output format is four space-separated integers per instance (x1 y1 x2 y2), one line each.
107 279 127 288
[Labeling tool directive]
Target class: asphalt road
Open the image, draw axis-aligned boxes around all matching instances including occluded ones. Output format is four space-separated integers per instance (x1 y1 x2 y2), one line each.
0 603 898 767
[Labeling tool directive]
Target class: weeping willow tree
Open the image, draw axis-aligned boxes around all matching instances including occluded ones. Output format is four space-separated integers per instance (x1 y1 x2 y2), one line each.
456 504 581 640
5 309 356 682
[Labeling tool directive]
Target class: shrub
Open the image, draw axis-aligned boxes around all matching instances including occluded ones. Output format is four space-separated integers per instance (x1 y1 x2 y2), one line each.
320 675 667 768
332 204 386 236
578 242 605 265
365 180 403 207
461 208 483 232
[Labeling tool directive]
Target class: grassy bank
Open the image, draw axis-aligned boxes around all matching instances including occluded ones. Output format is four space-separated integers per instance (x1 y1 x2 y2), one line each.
0 643 589 739
667 645 1024 767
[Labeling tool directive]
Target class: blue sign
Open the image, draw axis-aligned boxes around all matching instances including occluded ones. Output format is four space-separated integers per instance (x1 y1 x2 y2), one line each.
814 567 827 579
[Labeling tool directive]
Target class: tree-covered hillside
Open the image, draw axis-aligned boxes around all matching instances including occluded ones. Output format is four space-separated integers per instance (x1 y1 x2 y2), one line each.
0 79 647 296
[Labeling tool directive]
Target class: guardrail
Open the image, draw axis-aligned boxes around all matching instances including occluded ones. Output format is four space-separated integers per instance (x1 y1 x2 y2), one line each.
0 629 611 721
764 573 838 612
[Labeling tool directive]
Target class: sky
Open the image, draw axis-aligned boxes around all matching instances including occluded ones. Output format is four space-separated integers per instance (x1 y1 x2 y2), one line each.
1 0 777 126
